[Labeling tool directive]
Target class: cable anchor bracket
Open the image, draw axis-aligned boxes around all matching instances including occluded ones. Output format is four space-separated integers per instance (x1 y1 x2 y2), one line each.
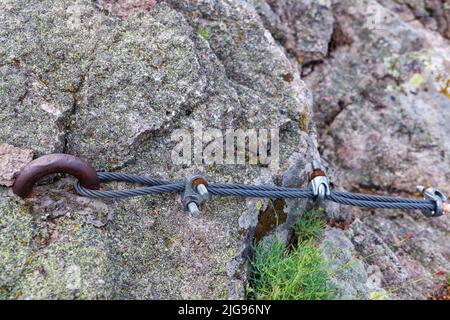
182 175 209 218
308 160 331 206
416 185 448 217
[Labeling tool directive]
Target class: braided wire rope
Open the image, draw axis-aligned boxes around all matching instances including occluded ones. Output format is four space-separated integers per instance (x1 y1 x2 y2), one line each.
74 172 435 211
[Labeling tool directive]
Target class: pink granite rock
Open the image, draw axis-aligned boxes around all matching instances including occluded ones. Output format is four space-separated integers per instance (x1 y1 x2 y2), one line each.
94 0 157 18
0 144 33 187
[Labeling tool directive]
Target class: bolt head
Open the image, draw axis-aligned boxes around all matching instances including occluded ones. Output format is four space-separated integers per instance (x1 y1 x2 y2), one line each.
187 202 202 218
196 183 209 200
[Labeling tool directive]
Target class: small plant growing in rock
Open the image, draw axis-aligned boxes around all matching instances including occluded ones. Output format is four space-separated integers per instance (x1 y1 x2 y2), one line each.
294 208 327 243
197 26 210 40
249 209 335 300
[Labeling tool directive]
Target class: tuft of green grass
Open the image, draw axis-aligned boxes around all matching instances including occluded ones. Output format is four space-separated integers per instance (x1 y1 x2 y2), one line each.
249 238 333 300
249 209 334 300
294 209 327 243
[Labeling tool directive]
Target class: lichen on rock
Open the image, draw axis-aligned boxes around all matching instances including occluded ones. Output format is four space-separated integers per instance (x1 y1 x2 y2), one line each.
291 0 450 299
0 0 316 299
0 196 34 295
12 214 117 300
1 0 448 300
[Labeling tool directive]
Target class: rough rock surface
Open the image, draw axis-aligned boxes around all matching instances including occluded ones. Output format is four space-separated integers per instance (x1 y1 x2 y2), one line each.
253 0 334 65
0 144 33 187
320 226 387 300
1 0 448 300
0 0 315 299
379 0 450 39
255 0 449 299
94 0 157 18
307 1 450 299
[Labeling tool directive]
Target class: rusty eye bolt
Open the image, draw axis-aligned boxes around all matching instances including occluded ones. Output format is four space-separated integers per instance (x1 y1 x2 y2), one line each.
12 154 100 198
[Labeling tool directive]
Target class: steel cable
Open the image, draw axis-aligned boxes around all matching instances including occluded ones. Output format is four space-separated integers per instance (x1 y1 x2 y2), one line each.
74 172 435 212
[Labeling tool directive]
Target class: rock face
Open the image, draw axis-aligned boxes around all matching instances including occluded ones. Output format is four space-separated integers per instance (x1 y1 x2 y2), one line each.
263 0 449 299
310 0 450 299
94 0 157 18
0 144 33 187
379 0 450 39
0 0 315 299
319 226 389 300
0 0 448 300
253 0 334 65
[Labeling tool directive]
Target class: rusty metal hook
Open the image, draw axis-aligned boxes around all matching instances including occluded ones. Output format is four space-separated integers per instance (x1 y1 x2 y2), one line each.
12 154 100 198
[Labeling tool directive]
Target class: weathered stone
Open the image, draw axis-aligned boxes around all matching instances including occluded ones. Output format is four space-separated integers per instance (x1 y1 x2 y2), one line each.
320 226 385 300
253 0 334 65
0 179 117 299
0 144 33 187
300 0 450 299
0 196 33 292
350 215 450 299
0 0 116 156
94 0 157 18
378 0 450 39
12 214 117 300
2 0 446 300
29 179 113 227
306 0 450 197
1 0 315 299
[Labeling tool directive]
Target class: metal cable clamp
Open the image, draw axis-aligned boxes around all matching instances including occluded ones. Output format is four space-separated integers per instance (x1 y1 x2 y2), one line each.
416 185 448 217
308 160 330 206
182 175 209 218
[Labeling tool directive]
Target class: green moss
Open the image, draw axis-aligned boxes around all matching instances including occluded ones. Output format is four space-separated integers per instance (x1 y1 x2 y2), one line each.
249 209 334 300
197 26 210 40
